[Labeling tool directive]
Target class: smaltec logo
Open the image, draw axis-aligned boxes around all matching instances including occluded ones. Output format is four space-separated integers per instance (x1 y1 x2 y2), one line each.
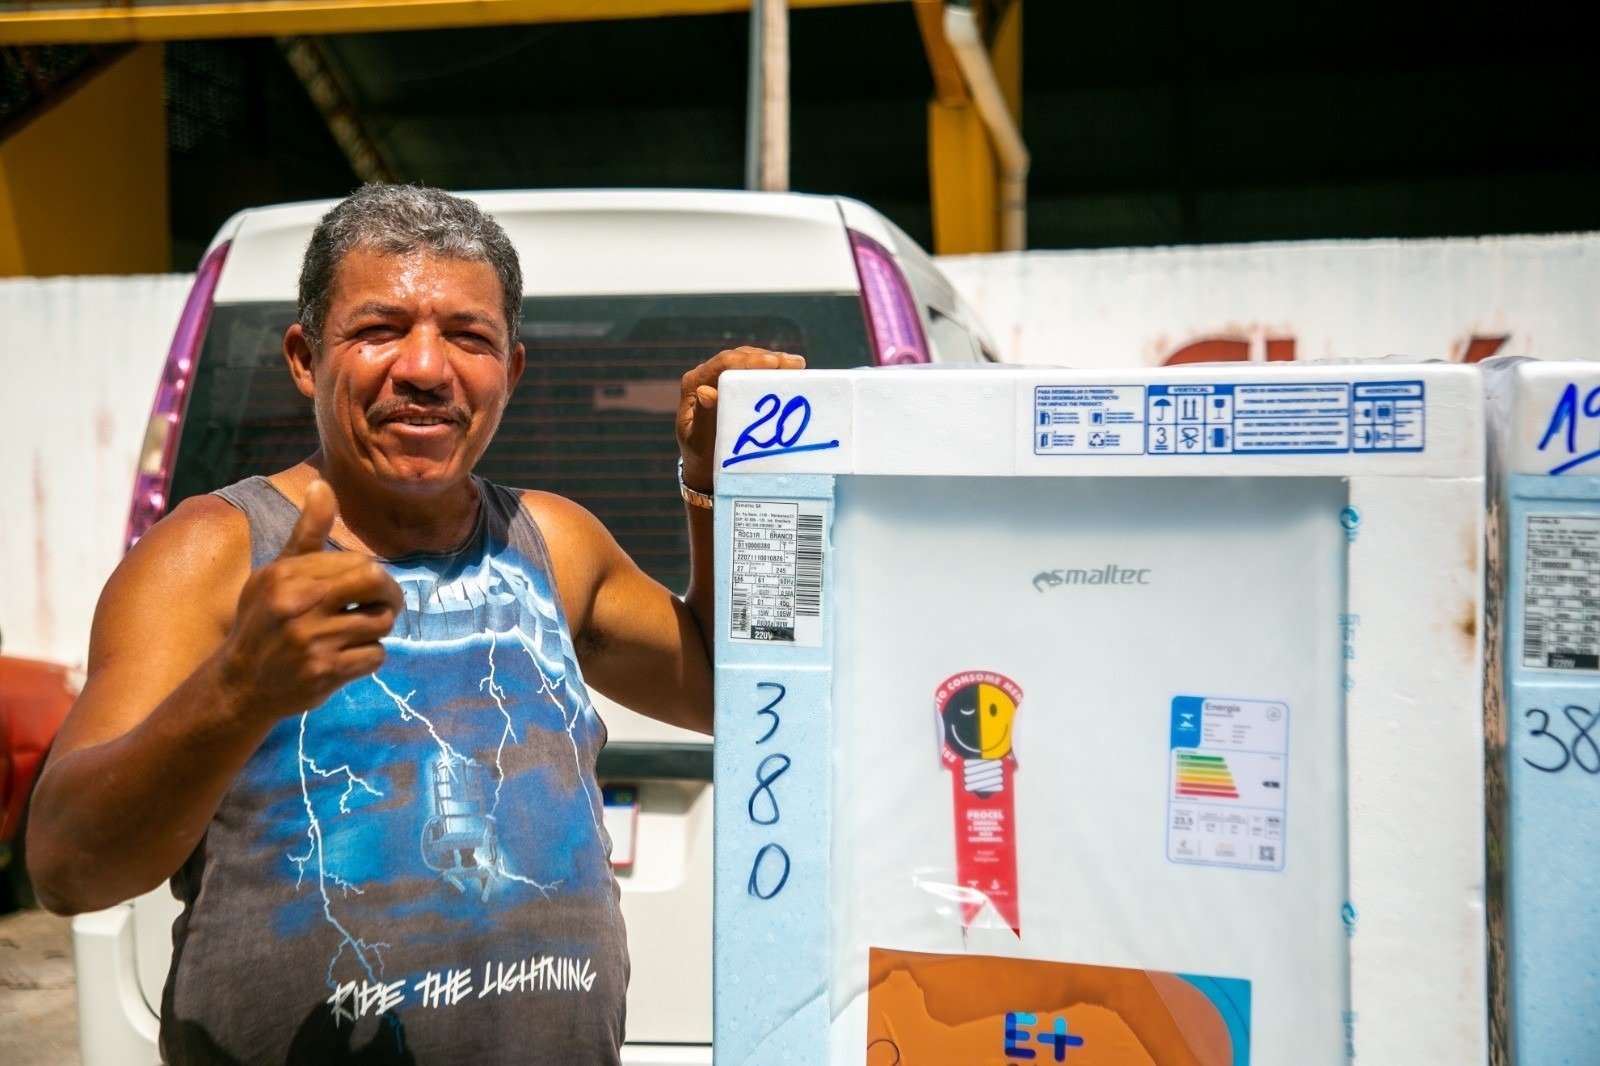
1033 565 1151 592
1005 1012 1086 1060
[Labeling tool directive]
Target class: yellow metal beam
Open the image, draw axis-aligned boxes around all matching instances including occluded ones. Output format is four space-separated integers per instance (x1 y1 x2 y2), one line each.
927 98 995 255
0 44 169 275
989 0 1020 123
920 0 1021 256
912 0 965 105
0 0 901 46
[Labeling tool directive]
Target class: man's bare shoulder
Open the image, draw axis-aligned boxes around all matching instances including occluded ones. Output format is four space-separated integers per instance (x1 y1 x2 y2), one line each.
92 495 252 657
121 493 251 581
514 488 610 539
510 490 630 630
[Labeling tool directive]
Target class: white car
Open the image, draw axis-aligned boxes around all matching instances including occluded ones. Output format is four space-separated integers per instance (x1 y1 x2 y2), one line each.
72 189 996 1065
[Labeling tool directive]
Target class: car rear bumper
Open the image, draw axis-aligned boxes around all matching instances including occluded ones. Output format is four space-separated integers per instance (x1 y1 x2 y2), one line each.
72 904 160 1065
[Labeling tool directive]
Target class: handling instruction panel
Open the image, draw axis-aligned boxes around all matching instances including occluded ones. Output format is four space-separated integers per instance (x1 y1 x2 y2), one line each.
1034 381 1425 456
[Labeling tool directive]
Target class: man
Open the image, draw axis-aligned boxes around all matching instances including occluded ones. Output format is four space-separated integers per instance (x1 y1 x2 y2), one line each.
26 184 800 1063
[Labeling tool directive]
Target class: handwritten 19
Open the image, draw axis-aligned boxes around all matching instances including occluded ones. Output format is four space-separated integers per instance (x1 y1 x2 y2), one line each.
1537 382 1600 475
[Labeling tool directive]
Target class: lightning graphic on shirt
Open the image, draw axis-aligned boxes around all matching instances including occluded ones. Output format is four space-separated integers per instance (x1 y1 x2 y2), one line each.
371 674 470 771
373 660 560 899
286 555 600 1001
515 626 604 844
304 755 384 814
289 712 389 990
480 631 517 809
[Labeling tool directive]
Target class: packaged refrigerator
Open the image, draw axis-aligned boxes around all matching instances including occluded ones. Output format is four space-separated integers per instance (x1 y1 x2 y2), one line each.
1485 358 1600 1064
711 362 1486 1065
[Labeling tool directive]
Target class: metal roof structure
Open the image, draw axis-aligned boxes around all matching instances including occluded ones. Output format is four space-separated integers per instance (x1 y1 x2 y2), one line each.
9 0 1599 271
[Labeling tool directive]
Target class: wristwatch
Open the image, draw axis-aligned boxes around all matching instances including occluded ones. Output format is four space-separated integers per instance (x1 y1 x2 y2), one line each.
678 458 714 510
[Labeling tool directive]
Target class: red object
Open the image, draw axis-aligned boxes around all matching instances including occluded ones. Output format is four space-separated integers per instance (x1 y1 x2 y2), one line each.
0 655 77 850
935 671 1023 937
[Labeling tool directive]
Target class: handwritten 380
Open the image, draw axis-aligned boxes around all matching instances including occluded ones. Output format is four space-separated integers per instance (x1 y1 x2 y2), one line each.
746 682 792 900
722 393 841 469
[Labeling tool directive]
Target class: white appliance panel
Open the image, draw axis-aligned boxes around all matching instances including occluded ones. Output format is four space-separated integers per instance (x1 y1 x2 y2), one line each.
829 475 1349 1064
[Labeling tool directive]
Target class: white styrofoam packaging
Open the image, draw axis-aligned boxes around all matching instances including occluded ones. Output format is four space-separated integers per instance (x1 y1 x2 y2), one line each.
1483 357 1600 1064
712 363 1486 1065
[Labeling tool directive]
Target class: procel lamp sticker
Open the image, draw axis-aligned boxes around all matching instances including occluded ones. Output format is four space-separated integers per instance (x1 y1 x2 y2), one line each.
935 671 1023 935
865 948 1251 1065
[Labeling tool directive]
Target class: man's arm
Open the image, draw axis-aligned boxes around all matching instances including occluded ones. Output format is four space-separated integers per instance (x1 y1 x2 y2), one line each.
27 483 400 914
526 492 714 733
531 347 804 736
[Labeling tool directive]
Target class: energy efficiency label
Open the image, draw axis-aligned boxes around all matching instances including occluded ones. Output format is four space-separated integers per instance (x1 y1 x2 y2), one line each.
1167 695 1288 872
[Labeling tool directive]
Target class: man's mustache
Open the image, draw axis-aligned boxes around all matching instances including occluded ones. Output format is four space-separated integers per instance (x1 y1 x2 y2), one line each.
366 398 470 425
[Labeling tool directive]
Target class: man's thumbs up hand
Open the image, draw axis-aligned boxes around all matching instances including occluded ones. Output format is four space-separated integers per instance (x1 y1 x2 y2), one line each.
277 478 337 559
221 480 404 720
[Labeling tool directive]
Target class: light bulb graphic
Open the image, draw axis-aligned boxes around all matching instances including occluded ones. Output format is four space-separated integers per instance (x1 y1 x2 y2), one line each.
934 670 1024 936
940 681 1017 796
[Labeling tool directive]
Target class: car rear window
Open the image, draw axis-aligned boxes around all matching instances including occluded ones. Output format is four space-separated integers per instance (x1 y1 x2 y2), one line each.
168 293 872 591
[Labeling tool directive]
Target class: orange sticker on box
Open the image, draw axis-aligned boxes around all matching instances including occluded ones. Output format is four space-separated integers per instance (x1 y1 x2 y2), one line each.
866 948 1250 1065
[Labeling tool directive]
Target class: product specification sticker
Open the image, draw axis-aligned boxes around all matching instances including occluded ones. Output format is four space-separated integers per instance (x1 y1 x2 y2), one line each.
1523 514 1600 670
729 498 826 646
1167 695 1288 872
1033 381 1426 456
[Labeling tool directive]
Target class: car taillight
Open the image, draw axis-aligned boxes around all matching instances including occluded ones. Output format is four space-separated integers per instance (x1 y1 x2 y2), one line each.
849 229 930 365
124 240 230 552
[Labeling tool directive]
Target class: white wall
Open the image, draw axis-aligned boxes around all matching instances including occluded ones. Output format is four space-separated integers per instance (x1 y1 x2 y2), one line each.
939 233 1600 368
0 274 192 667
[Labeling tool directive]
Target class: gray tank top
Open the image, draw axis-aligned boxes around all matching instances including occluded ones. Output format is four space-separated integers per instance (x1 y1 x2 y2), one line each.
161 476 628 1064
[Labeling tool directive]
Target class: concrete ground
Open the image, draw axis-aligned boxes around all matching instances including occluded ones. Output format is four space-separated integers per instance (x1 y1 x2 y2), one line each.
0 907 79 1064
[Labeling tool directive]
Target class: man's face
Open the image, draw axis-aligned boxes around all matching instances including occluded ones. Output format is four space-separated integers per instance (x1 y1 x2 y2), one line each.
287 247 525 493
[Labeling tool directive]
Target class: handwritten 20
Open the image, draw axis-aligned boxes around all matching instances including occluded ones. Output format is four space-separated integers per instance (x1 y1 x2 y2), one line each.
722 393 840 469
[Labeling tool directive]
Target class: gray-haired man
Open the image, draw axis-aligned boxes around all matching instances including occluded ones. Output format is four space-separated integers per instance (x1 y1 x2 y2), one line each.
28 184 800 1062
